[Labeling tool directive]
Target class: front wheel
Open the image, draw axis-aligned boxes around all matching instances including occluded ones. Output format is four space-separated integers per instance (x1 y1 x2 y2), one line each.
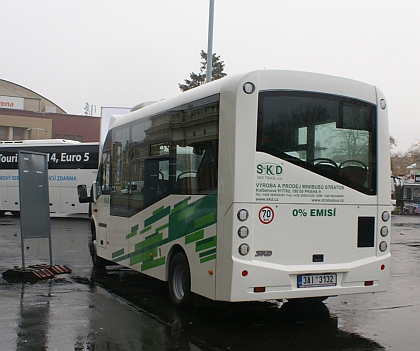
89 240 110 269
89 224 111 269
168 252 194 308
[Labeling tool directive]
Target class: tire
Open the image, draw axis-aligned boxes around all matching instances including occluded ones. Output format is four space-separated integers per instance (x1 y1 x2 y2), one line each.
88 203 92 218
90 240 109 269
89 225 109 269
168 252 194 308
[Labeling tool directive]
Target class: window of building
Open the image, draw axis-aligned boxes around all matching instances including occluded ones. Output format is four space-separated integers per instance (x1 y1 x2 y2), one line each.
13 128 25 141
404 187 412 200
0 127 7 141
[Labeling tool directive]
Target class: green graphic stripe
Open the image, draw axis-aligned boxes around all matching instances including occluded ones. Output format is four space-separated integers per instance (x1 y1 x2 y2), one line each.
112 248 125 259
196 236 216 252
200 254 216 263
113 254 129 263
113 238 169 263
153 206 165 215
140 226 152 235
136 233 163 251
114 195 218 267
177 206 195 221
130 248 158 265
155 223 169 233
126 232 136 240
141 257 166 271
145 206 170 227
126 224 139 239
199 248 216 258
194 212 215 230
126 237 170 263
168 195 216 242
171 197 191 213
185 230 204 244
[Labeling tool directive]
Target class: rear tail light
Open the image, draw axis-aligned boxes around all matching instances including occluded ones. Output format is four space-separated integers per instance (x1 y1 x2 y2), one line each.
254 287 265 293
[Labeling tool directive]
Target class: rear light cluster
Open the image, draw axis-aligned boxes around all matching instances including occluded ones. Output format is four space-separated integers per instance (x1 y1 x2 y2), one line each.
237 209 250 256
365 211 389 286
238 209 252 279
379 211 390 253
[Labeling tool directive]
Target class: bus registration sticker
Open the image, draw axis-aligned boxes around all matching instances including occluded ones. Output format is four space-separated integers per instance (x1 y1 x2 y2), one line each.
297 273 337 288
259 206 274 224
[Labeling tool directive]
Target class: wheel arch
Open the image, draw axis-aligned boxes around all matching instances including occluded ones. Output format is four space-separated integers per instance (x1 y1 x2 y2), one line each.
166 244 187 280
90 218 97 239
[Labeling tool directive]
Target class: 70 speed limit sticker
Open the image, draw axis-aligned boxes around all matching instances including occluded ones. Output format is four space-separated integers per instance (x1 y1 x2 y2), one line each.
259 206 274 224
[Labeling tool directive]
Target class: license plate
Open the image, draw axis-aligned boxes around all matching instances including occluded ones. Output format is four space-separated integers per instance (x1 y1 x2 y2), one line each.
297 273 337 288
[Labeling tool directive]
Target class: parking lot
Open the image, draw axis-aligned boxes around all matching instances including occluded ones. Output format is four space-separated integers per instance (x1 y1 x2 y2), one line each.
0 213 419 351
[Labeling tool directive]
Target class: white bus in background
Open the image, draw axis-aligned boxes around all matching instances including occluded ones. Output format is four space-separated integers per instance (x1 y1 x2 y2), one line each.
78 70 391 308
0 139 99 216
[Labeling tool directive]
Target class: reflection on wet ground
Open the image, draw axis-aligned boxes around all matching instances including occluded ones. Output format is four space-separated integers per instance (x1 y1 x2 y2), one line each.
1 214 419 350
88 267 384 351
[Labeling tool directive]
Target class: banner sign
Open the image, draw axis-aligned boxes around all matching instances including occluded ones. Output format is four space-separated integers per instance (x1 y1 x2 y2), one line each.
0 96 24 110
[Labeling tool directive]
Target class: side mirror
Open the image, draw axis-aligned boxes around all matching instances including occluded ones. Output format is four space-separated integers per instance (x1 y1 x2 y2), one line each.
92 181 98 201
77 184 92 203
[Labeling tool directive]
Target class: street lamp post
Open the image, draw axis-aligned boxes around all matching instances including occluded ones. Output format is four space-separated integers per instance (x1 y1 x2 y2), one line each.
206 0 215 83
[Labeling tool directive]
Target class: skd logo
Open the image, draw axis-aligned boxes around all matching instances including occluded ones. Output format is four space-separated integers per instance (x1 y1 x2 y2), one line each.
257 163 283 176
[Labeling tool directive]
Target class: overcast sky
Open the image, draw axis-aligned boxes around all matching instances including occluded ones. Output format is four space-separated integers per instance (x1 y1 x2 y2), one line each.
1 0 419 152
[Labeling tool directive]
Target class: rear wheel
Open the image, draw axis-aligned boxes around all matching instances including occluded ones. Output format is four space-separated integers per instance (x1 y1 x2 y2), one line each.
168 252 194 308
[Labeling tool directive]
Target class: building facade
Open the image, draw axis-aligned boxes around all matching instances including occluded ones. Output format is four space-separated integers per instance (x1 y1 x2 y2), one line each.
0 79 100 142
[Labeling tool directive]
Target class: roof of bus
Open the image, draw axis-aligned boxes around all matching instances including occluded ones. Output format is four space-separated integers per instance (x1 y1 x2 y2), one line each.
0 139 99 147
0 139 80 145
109 69 377 131
110 72 226 130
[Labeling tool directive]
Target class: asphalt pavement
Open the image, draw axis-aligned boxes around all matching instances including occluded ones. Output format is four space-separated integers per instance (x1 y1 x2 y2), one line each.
0 213 419 351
